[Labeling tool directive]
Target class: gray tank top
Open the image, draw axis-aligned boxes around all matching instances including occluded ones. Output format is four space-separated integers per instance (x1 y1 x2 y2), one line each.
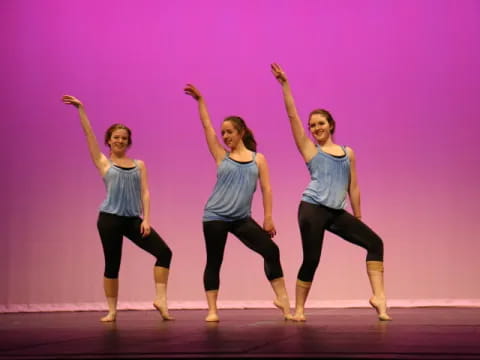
203 153 258 221
301 145 350 209
99 161 142 216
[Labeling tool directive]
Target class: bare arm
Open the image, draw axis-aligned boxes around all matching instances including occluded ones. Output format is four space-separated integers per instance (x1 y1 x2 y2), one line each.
270 63 317 162
137 159 152 237
256 153 277 237
184 84 227 165
62 95 109 176
346 147 362 219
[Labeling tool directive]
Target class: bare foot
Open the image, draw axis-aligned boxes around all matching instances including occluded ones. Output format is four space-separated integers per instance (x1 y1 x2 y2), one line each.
292 312 306 322
274 297 293 320
153 302 175 320
100 312 116 322
205 313 219 322
369 297 392 321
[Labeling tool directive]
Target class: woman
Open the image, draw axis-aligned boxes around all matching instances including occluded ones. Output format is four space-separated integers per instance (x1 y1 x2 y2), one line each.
184 84 292 322
62 95 174 322
270 63 392 322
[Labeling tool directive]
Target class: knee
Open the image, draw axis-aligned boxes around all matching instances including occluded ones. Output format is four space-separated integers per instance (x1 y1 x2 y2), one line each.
367 237 384 261
155 246 172 268
266 242 280 259
164 246 173 263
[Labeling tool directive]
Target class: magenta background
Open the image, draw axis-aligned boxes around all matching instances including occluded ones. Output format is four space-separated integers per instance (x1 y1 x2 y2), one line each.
2 0 480 310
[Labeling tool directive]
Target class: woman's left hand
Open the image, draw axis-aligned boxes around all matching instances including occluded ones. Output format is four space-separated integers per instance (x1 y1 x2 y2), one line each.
140 220 151 238
263 218 277 238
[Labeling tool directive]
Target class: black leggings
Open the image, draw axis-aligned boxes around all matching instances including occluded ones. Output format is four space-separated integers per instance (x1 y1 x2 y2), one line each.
203 217 284 291
297 201 383 282
97 212 172 279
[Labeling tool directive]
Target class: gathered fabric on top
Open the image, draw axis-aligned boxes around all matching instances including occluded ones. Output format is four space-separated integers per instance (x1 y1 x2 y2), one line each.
99 161 142 217
203 153 258 222
301 145 350 209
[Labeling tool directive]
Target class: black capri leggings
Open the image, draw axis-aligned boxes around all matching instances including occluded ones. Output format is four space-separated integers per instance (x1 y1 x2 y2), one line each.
203 217 284 291
97 212 172 279
297 201 383 282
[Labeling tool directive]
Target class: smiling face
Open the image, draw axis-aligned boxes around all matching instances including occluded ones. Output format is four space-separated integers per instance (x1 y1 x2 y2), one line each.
308 109 335 144
308 114 332 143
108 129 130 152
104 124 132 154
221 120 243 149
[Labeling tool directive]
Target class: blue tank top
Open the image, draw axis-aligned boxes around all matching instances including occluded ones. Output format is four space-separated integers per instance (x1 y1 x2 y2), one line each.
203 153 258 221
301 145 350 209
99 161 142 217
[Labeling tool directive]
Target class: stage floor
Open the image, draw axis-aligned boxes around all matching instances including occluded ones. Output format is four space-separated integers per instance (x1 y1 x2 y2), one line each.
1 307 479 359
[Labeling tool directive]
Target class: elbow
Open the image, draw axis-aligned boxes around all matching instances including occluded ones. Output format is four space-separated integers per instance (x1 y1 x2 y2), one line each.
261 186 272 197
142 189 150 200
288 114 297 122
349 186 360 198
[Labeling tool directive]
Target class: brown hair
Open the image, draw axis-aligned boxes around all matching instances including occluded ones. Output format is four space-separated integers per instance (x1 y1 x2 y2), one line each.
104 124 132 148
308 109 336 135
224 116 257 152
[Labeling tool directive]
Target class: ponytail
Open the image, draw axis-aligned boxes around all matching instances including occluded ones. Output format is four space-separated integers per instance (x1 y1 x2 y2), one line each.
224 116 257 152
242 127 257 152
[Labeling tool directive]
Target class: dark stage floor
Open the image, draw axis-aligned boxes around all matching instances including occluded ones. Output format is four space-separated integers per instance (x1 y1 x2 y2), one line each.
1 307 479 359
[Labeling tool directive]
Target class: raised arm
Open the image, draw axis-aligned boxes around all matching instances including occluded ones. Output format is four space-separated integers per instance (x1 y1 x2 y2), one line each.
256 153 277 237
62 95 109 176
184 84 227 165
270 63 317 162
346 147 362 220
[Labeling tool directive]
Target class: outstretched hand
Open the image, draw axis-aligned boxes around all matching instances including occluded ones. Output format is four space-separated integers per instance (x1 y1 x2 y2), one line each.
184 84 202 101
62 95 83 108
270 63 287 85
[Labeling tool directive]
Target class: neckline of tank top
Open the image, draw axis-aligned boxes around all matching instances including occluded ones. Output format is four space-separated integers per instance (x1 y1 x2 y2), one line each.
112 163 137 170
227 156 254 164
318 145 347 158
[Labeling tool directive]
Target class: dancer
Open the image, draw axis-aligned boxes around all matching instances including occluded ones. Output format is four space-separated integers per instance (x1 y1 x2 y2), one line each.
184 84 292 322
62 95 174 322
270 63 391 321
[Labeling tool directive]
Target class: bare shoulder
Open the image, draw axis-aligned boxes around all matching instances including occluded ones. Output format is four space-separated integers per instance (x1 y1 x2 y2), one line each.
97 153 111 175
136 159 146 169
344 146 356 160
255 152 266 160
255 152 267 165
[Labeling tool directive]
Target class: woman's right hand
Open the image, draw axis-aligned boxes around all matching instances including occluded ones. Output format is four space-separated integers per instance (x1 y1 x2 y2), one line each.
184 84 202 101
62 95 83 108
270 63 288 85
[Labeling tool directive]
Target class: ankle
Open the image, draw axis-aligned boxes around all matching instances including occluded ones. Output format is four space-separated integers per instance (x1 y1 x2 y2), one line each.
370 295 386 302
205 312 219 322
154 297 167 303
100 311 117 322
294 307 305 315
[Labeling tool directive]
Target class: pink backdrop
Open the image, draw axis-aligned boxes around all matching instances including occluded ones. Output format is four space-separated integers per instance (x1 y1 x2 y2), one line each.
2 0 480 312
